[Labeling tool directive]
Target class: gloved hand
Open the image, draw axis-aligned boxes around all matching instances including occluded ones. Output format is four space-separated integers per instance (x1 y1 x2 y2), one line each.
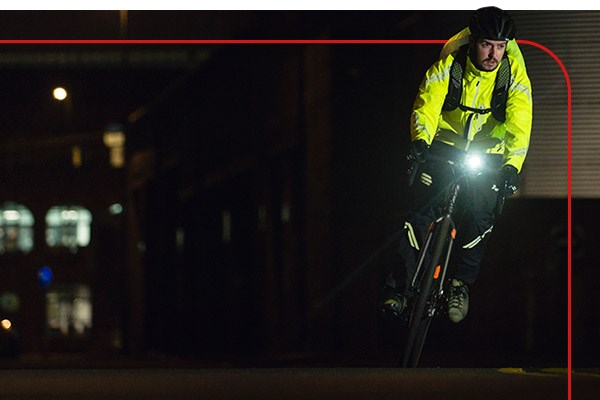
498 164 520 196
410 139 430 162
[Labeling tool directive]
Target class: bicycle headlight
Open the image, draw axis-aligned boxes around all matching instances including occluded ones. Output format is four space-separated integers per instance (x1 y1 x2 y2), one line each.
465 153 484 172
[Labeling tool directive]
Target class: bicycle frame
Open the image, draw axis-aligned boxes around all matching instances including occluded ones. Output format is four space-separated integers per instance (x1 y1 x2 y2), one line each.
401 151 495 368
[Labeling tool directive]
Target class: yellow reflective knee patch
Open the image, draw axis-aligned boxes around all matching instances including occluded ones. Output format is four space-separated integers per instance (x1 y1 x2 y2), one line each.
404 222 420 251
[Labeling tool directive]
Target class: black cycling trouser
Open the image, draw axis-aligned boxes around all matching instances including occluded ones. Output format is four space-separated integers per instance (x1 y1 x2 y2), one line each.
387 141 503 295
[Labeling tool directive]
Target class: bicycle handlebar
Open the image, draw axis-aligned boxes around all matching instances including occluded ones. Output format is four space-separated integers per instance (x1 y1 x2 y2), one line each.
406 152 508 216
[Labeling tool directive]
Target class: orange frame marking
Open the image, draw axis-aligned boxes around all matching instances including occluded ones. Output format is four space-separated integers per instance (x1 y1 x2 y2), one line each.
433 265 441 280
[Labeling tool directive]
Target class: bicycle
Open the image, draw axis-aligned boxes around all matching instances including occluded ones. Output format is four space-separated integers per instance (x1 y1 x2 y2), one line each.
400 141 507 368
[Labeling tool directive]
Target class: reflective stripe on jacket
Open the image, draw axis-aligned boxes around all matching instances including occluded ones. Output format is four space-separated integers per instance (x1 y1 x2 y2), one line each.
410 31 533 172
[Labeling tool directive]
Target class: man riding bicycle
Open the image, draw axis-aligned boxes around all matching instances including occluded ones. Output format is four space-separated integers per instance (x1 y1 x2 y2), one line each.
382 7 533 323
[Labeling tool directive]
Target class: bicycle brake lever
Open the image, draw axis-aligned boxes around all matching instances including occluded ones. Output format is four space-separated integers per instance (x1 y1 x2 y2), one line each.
493 181 508 216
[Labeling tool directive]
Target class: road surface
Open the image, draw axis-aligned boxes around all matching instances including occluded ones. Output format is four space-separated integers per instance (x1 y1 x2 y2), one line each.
0 367 597 399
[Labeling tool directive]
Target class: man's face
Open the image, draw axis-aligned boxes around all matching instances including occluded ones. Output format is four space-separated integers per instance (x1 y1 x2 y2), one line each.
474 38 507 71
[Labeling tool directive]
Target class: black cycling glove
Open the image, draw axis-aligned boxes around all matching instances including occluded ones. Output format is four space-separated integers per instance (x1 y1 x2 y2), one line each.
410 139 430 162
499 164 520 196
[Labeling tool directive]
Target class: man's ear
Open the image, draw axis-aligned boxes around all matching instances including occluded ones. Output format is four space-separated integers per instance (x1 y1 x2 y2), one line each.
467 36 476 55
467 36 478 52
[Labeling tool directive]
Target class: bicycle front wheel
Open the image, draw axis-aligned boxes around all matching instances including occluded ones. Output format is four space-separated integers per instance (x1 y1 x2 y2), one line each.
401 216 451 367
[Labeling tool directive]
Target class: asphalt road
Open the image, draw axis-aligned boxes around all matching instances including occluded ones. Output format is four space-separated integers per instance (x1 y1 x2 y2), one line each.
0 367 597 400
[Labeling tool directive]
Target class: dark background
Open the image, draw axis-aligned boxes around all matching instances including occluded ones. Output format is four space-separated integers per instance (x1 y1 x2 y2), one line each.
0 10 580 369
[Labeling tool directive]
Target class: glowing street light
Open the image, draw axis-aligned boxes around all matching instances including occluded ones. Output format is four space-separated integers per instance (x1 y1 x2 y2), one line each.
53 87 68 101
1 319 12 331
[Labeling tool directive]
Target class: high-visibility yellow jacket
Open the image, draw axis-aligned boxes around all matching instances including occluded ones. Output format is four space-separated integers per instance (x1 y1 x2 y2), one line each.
410 28 533 172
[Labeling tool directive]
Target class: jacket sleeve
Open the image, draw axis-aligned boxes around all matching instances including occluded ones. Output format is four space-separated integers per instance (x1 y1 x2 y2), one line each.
410 58 451 144
503 56 533 173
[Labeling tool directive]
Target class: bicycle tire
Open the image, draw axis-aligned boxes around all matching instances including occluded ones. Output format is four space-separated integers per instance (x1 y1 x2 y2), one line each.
402 216 452 367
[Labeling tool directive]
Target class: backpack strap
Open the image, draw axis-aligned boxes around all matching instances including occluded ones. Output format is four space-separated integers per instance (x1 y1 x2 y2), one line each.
441 45 467 113
490 54 511 123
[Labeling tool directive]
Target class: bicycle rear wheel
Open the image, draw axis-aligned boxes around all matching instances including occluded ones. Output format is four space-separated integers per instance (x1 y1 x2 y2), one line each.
401 216 451 367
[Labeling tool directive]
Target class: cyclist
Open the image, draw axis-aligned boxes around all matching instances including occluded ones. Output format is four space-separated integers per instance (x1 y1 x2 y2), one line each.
382 6 532 323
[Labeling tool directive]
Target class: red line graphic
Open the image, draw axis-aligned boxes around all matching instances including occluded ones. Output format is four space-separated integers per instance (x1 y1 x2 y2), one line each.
0 38 572 399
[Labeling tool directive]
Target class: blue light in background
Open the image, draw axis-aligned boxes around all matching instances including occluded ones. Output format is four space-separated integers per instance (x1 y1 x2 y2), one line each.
38 266 54 289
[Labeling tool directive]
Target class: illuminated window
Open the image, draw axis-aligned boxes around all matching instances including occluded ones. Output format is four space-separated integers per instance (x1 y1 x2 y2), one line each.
103 125 126 168
45 206 92 252
0 202 34 254
46 284 92 337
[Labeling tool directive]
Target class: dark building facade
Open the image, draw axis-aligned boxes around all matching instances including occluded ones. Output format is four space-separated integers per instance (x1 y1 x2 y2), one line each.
0 11 584 368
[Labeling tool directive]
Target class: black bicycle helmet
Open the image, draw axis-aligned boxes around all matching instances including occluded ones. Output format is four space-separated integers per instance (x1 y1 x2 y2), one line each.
469 6 516 41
